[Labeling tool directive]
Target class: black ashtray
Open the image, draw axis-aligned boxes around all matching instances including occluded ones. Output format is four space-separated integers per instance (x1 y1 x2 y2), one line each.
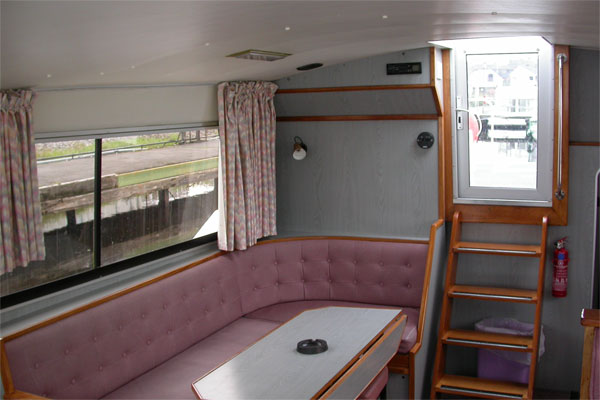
297 339 328 354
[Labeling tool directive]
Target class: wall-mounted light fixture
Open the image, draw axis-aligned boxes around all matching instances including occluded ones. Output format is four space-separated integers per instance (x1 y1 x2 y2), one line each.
293 136 307 160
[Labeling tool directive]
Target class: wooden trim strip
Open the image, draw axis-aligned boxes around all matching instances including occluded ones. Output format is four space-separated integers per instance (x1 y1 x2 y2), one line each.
437 115 445 220
1 341 15 396
442 49 454 223
581 309 600 327
406 219 443 400
277 114 439 122
276 84 433 94
579 307 599 399
5 390 48 400
580 323 597 399
414 219 444 348
430 86 442 116
570 141 600 146
258 236 429 245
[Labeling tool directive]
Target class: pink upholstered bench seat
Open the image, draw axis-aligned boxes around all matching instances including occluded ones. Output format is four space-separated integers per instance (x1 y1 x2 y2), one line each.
102 318 280 399
102 316 389 400
245 300 419 354
2 237 429 400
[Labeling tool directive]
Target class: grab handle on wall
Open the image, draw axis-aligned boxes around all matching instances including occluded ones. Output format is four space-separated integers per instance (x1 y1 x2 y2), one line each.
555 53 567 201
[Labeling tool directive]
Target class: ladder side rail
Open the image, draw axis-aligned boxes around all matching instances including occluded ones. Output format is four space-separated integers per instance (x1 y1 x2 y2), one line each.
527 215 549 399
431 211 462 397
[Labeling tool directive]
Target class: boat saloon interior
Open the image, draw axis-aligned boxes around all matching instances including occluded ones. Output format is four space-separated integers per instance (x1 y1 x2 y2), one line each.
1 1 599 399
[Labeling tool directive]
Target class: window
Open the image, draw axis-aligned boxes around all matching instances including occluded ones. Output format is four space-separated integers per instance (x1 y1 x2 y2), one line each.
450 37 554 206
1 126 219 298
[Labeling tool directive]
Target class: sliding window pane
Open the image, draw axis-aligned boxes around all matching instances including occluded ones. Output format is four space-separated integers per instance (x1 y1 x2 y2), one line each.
99 129 219 266
0 140 95 296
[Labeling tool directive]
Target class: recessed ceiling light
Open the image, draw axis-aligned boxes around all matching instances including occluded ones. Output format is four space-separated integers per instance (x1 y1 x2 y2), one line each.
228 49 292 62
99 72 105 76
46 74 52 78
382 15 388 19
284 26 291 31
205 42 210 46
130 65 136 69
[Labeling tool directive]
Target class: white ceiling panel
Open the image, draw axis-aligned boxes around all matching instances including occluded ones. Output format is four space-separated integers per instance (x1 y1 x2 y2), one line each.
1 0 598 89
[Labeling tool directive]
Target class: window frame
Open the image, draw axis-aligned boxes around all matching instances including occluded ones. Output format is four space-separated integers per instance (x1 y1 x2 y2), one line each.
1 122 220 308
453 44 554 206
441 45 570 225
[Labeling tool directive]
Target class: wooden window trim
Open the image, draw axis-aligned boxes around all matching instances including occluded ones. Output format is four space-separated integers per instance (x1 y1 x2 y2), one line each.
441 46 570 225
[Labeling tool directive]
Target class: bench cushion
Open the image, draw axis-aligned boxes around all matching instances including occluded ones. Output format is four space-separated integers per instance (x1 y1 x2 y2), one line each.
244 300 419 353
102 317 280 399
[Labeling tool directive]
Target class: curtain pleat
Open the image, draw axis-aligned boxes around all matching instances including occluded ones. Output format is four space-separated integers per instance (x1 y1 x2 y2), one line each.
0 90 45 274
217 82 278 251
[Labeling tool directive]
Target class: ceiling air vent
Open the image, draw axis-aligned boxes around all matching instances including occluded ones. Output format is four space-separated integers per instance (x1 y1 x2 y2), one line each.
227 49 291 62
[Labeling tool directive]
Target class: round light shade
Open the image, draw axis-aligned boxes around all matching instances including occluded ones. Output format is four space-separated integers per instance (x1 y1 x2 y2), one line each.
293 147 307 160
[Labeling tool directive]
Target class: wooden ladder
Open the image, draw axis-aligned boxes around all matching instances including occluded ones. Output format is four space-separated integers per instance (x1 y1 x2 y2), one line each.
431 211 548 400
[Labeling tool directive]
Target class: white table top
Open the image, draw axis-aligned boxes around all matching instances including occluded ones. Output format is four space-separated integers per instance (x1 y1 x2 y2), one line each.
192 306 403 400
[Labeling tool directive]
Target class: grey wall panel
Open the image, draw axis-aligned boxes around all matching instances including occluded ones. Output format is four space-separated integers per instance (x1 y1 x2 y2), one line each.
570 49 599 142
276 120 438 238
277 48 431 89
446 146 600 392
274 89 436 116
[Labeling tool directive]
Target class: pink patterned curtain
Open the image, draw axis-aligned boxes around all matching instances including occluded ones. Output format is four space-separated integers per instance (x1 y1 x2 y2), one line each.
0 90 45 274
217 81 278 251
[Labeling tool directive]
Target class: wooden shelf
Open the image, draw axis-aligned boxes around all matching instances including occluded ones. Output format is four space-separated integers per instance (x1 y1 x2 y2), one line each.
442 329 533 352
453 241 541 257
448 285 538 304
435 374 529 399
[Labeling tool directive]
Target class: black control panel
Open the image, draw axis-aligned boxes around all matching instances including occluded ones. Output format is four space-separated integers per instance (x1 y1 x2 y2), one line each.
386 62 422 75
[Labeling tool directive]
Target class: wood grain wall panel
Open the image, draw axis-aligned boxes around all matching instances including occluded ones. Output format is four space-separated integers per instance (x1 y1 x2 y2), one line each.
569 48 599 143
274 88 437 117
277 48 431 89
276 121 438 238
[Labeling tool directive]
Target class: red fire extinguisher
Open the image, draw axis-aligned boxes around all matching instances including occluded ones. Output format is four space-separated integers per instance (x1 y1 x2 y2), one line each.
552 237 569 297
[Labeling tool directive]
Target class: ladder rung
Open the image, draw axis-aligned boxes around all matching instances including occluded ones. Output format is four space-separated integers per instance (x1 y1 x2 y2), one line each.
435 374 529 399
454 241 541 257
449 285 538 303
442 329 533 352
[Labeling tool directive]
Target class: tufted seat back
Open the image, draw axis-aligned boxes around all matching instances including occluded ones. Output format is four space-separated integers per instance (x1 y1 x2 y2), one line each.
3 238 428 400
229 239 428 315
4 256 242 400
